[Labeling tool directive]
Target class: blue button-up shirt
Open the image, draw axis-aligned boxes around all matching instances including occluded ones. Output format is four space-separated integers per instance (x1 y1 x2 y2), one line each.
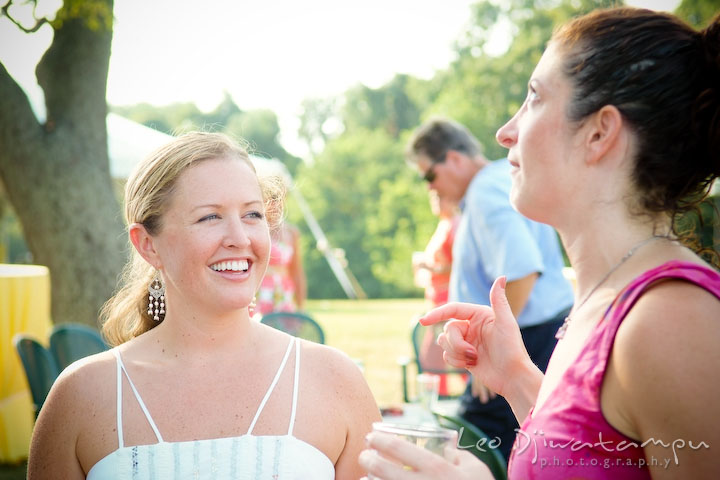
449 159 574 328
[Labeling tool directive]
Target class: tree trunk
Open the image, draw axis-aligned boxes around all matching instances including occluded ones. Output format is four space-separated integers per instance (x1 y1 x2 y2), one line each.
0 0 125 327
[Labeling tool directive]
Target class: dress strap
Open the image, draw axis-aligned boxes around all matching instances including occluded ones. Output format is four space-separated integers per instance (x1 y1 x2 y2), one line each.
111 349 164 444
288 337 300 436
247 336 296 435
599 260 720 355
113 349 124 448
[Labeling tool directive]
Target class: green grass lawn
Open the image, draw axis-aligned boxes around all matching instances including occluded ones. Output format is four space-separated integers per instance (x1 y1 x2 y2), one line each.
306 297 428 406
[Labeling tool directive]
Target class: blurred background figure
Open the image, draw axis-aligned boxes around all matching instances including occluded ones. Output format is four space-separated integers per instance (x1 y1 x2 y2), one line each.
413 191 459 309
412 191 461 394
256 220 308 315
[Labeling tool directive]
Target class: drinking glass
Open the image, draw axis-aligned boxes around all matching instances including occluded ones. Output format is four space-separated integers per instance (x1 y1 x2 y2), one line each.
416 373 440 412
368 422 458 477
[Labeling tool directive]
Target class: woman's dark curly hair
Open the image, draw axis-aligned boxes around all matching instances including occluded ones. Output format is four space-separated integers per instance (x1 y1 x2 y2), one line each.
553 8 720 248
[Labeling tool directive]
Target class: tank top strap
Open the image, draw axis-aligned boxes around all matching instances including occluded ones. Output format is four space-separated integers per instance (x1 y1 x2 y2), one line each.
595 260 720 367
111 349 164 446
288 337 301 436
113 348 124 448
247 336 297 435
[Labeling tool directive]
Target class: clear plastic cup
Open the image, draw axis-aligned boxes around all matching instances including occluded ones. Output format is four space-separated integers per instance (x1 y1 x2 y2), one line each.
369 422 458 474
416 373 440 412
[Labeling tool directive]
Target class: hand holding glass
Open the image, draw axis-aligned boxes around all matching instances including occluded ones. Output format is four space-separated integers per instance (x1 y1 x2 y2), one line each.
367 422 458 478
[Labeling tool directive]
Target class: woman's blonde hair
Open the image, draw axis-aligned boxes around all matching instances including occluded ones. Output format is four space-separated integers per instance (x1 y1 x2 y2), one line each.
101 132 285 346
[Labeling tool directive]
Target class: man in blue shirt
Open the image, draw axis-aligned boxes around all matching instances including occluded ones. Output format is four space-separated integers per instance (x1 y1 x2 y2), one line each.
406 117 574 461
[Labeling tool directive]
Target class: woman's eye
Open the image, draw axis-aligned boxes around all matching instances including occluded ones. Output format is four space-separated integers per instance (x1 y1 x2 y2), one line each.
246 211 264 220
199 214 219 222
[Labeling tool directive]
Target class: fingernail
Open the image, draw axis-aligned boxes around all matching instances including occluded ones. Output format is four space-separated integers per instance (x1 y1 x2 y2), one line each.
499 276 506 289
358 450 372 468
368 432 392 448
465 348 477 359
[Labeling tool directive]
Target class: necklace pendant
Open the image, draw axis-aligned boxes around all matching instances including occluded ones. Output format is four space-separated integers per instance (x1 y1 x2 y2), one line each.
556 316 571 340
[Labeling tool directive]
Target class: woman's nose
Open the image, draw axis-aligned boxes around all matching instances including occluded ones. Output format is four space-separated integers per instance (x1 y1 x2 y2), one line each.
224 218 251 248
496 115 518 149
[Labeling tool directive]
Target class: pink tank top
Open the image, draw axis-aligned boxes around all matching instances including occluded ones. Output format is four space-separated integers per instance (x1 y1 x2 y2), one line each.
508 260 720 479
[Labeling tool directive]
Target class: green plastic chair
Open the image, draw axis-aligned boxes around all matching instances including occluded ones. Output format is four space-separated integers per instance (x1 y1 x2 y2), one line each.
399 319 469 402
13 334 60 417
49 323 108 371
260 312 325 344
433 411 508 480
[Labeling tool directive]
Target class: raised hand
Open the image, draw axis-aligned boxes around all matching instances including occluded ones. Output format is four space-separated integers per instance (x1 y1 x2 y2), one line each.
420 276 535 401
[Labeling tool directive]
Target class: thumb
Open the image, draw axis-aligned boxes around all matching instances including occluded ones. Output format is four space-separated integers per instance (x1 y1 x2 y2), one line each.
489 276 515 324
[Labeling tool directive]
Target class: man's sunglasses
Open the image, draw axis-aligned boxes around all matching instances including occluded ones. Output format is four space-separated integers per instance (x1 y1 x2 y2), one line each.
422 163 438 183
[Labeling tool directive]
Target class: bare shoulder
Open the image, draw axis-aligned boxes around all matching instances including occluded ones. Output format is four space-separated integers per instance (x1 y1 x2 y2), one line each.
39 349 118 436
28 350 117 479
257 323 370 394
298 340 381 477
299 340 380 429
300 340 368 392
607 279 720 471
617 278 720 358
256 323 377 409
48 349 117 411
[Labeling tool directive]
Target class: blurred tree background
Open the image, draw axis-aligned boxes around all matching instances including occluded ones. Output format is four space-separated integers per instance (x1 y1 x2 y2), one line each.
1 0 718 316
288 0 718 297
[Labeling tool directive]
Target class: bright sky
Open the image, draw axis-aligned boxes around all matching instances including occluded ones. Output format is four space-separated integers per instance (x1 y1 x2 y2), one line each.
1 0 681 158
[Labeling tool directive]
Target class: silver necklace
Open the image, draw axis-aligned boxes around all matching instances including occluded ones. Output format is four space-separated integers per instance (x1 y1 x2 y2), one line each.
555 235 666 340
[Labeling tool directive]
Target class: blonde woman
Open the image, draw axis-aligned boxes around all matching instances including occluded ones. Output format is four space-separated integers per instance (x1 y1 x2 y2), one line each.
29 132 380 479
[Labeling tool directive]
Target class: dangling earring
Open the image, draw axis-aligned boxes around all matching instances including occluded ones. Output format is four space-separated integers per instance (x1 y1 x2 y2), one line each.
248 295 257 316
147 271 166 321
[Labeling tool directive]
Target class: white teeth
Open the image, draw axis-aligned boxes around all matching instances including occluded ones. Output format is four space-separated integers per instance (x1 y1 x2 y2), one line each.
211 260 250 272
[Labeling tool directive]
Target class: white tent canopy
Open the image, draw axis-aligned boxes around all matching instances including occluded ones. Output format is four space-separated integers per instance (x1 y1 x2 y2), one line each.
106 113 364 299
108 113 295 182
107 113 174 179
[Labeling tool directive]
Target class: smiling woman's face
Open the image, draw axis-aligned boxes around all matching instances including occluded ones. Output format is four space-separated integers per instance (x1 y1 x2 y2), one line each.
151 156 271 315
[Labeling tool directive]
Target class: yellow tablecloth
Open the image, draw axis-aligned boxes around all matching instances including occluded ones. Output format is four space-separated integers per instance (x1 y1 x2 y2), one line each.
0 264 52 463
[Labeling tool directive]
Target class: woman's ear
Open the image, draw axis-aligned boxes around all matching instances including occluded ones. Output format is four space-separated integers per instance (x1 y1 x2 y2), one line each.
585 104 624 165
129 223 161 268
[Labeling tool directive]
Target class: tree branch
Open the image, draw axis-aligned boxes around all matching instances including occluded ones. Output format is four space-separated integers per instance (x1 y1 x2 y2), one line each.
1 0 49 34
36 0 113 129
